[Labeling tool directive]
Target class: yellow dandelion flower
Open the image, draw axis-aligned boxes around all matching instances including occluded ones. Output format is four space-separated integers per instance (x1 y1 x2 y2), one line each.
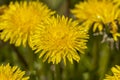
0 1 54 47
0 63 29 80
30 15 89 64
104 65 120 80
71 0 120 41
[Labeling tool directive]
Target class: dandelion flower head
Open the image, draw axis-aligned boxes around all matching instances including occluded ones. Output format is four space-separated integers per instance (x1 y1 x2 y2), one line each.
0 1 54 47
71 0 120 41
104 65 120 80
0 63 29 80
30 15 89 64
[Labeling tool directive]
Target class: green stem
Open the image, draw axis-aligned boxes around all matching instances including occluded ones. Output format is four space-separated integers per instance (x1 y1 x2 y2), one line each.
65 0 70 16
54 64 62 80
92 37 99 70
98 43 110 80
11 45 28 69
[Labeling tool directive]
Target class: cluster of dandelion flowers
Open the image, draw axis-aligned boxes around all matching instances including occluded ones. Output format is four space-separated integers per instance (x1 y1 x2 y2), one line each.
30 15 89 64
104 65 120 80
0 63 29 80
0 1 54 47
71 0 120 41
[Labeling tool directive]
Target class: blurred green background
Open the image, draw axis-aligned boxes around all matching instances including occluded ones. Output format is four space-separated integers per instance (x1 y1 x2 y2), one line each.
0 0 120 80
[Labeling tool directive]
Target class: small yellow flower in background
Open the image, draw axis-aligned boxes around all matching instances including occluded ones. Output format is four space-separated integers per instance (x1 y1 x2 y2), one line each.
0 63 29 80
104 65 120 80
71 0 120 41
30 15 89 64
0 1 54 47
